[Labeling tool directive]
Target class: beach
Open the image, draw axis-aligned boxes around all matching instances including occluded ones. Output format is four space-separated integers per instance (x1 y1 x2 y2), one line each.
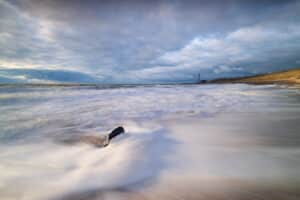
1 84 300 200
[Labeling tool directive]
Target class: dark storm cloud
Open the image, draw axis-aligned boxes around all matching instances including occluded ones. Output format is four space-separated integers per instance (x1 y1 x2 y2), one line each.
0 0 300 83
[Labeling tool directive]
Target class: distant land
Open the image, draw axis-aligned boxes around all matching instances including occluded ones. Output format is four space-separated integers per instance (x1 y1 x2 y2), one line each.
1 68 300 87
210 68 300 85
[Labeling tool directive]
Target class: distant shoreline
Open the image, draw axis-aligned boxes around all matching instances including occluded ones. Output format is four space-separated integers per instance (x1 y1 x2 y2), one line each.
209 68 300 85
1 68 300 87
0 82 194 88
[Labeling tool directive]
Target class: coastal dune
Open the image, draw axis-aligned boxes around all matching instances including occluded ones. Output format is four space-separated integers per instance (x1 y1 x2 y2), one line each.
211 68 300 84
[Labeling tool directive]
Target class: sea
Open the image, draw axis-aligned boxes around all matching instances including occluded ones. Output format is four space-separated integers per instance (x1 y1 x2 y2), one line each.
0 83 300 200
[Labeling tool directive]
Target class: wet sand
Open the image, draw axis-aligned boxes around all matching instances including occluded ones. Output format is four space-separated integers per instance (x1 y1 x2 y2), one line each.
59 181 300 200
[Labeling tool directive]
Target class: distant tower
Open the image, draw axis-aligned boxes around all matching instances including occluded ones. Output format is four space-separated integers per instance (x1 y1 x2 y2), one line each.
197 73 207 84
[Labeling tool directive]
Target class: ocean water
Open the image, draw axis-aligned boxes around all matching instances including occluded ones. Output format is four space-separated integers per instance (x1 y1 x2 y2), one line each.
0 84 300 200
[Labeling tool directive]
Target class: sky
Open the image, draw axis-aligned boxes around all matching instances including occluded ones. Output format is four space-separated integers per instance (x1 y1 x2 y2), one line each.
0 0 300 83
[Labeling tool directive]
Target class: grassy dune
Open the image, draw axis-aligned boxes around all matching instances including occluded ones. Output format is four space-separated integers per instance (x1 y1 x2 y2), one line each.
211 68 300 85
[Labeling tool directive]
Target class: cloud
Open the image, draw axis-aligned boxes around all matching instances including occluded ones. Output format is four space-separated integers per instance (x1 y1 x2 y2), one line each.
213 65 242 74
154 22 300 79
0 0 86 72
0 0 300 83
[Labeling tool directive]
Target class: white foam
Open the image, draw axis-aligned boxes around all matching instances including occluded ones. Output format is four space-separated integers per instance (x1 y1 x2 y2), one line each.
0 122 176 199
1 84 300 199
0 84 283 139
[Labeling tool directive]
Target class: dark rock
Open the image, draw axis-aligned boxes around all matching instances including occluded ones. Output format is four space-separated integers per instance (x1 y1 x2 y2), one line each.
108 126 125 140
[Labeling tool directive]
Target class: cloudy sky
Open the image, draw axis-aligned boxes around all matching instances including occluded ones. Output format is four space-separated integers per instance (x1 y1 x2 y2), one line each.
0 0 300 83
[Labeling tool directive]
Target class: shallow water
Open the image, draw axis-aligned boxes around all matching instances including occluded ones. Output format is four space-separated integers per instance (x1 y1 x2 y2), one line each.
0 84 300 200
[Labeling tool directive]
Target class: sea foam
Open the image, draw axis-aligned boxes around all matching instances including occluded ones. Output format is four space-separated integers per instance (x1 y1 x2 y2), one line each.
1 84 300 199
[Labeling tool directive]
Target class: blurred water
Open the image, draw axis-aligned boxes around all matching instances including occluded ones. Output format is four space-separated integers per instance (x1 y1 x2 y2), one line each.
1 84 295 142
0 84 300 200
